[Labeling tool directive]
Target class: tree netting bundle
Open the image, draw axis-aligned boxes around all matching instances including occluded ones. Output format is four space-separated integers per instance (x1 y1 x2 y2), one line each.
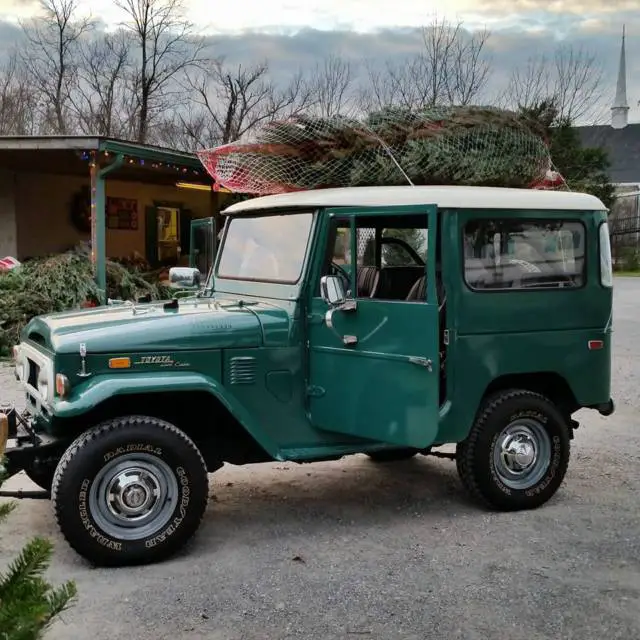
197 106 560 195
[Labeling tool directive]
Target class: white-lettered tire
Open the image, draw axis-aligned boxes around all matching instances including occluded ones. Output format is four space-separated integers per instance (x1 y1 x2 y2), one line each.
51 415 209 567
456 389 570 511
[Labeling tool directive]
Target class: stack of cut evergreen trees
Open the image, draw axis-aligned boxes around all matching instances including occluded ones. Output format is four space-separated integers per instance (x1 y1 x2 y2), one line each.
198 105 557 195
0 247 171 356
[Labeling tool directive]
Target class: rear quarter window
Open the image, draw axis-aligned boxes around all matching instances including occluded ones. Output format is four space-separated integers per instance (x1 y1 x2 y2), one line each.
599 221 613 288
463 218 585 291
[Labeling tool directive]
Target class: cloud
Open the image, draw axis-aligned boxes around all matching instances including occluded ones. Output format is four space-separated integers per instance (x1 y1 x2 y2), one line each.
194 21 639 117
0 9 637 124
0 0 38 21
448 0 639 17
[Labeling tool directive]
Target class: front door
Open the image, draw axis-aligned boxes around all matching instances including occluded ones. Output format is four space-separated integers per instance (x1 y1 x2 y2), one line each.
306 206 441 449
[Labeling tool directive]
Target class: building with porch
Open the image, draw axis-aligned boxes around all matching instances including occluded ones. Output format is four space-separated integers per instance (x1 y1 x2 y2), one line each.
0 136 226 297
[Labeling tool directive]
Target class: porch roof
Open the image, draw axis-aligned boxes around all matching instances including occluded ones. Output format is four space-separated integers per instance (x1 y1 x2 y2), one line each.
0 135 212 186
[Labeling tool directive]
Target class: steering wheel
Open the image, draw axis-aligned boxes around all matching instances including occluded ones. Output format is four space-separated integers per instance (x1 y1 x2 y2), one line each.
330 261 351 294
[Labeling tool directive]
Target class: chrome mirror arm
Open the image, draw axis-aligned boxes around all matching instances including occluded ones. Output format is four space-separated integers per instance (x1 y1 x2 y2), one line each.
325 299 358 346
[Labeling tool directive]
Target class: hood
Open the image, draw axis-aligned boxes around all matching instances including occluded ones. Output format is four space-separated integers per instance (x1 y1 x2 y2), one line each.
21 297 291 354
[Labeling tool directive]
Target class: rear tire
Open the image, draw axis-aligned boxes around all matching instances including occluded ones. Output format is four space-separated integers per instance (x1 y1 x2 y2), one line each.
52 415 209 567
456 389 570 511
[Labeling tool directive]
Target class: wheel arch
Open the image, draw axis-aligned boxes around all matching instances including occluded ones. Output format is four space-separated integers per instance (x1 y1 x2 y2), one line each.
51 375 279 468
437 370 580 445
482 372 579 418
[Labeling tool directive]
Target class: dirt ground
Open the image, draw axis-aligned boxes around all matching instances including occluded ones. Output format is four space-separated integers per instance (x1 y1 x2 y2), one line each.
1 278 639 640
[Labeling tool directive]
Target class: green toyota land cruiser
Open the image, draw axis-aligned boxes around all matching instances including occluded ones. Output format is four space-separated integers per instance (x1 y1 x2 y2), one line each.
0 185 615 567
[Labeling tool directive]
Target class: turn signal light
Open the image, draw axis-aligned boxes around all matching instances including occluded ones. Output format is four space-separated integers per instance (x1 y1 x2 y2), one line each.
109 357 131 369
55 373 70 398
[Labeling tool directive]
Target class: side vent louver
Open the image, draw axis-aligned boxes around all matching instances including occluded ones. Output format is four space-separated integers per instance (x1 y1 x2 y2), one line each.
229 356 257 385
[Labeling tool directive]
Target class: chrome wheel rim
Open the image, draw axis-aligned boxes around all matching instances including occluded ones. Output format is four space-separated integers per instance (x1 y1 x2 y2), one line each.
492 419 551 490
89 452 178 540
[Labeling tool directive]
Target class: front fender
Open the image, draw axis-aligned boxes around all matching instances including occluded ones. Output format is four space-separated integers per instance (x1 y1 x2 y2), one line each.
51 372 282 460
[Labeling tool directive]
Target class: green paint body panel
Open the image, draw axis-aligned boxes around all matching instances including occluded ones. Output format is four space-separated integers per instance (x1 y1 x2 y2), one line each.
15 199 614 464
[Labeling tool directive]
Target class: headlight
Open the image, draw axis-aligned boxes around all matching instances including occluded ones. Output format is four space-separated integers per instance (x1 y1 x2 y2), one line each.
37 367 50 401
14 349 27 383
14 357 25 382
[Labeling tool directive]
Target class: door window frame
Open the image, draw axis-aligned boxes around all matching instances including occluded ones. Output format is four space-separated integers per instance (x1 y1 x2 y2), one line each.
313 205 438 305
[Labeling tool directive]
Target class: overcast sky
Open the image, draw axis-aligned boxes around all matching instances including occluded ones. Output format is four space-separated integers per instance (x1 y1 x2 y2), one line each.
0 0 637 123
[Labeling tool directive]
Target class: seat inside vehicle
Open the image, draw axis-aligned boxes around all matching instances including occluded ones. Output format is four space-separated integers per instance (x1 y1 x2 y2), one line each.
357 266 378 297
369 266 425 300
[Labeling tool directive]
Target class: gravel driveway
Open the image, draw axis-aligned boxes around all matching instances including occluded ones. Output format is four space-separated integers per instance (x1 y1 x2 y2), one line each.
1 278 640 640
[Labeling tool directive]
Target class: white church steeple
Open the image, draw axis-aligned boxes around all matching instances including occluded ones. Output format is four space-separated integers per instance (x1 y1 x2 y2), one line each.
611 25 629 129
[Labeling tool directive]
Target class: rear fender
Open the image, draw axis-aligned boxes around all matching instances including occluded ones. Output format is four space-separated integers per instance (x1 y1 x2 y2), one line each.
51 372 282 459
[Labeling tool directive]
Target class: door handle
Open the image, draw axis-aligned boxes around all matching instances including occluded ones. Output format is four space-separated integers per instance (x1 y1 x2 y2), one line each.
409 357 433 371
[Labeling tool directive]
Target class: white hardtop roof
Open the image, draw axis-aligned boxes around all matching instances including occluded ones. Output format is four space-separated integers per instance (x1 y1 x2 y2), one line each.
222 185 607 215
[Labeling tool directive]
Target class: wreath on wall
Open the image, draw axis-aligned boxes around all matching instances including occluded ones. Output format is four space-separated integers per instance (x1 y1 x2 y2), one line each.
70 185 91 234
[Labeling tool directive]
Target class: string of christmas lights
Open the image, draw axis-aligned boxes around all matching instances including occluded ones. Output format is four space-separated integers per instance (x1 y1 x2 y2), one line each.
79 150 206 177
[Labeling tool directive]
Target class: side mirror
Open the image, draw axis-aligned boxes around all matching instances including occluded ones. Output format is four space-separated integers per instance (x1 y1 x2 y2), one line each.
169 266 202 289
320 275 346 307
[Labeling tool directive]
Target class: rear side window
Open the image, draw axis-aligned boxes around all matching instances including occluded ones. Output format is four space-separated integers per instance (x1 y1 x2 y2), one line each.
463 219 585 290
599 221 613 287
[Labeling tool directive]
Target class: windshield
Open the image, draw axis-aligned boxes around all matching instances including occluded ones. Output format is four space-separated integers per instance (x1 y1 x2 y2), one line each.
216 211 314 283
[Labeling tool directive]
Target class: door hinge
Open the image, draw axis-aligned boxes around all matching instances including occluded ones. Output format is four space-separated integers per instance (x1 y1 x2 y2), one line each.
306 385 326 398
443 329 450 346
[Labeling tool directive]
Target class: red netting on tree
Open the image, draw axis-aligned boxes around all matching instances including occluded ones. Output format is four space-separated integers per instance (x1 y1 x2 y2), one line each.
197 106 567 195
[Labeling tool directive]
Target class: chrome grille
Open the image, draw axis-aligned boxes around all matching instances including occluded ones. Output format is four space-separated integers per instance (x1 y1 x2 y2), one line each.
27 358 40 388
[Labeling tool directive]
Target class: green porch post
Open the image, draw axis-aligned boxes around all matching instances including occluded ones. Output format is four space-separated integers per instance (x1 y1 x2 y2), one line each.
91 153 124 303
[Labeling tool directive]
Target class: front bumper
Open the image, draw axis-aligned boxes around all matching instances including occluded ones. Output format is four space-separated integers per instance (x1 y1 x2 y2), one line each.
0 406 60 480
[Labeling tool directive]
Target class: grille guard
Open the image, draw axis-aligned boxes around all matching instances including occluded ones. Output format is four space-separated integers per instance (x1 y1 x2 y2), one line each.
0 405 61 485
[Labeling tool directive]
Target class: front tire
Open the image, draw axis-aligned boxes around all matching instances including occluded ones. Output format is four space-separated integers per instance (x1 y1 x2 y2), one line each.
456 389 570 511
52 416 209 567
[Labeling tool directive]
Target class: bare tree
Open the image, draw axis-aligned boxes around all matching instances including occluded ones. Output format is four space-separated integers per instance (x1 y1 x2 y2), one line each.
173 58 315 149
0 52 39 135
308 54 358 117
359 17 491 112
20 0 93 134
71 32 133 137
114 0 208 143
502 44 606 124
